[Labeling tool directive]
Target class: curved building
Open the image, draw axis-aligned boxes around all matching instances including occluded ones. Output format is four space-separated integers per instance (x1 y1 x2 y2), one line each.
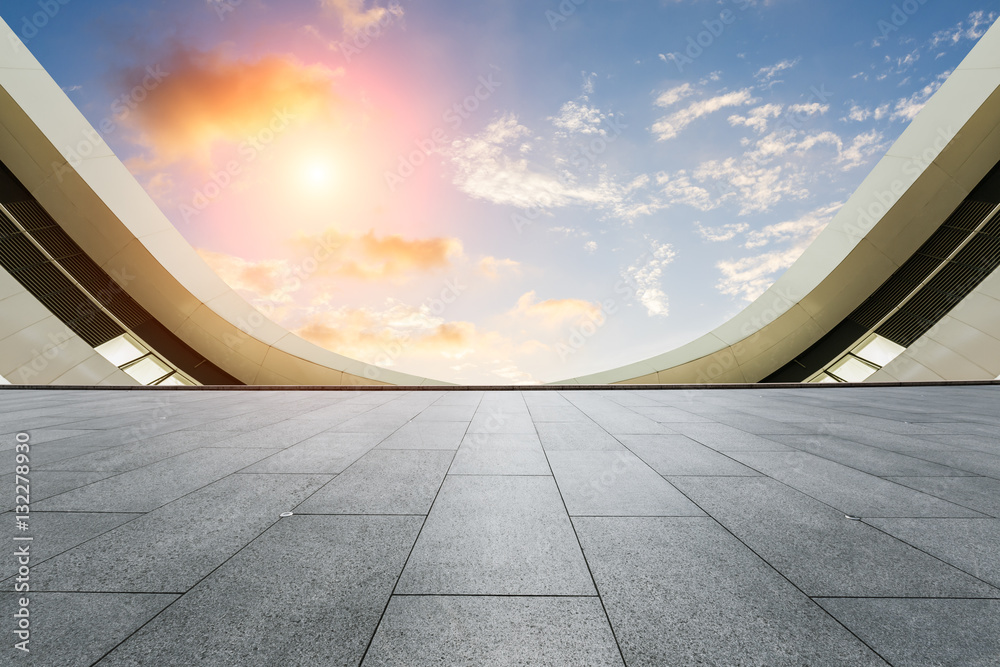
1 17 999 387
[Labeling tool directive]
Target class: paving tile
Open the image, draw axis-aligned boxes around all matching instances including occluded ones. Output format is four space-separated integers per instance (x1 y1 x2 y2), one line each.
0 471 116 511
34 448 277 512
620 434 759 476
96 515 421 667
207 418 333 448
32 474 330 592
295 450 452 514
628 406 710 422
241 432 381 473
0 592 177 666
396 476 594 595
0 511 138 581
671 477 998 597
37 430 225 472
885 476 1000 517
574 517 887 666
710 413 808 434
412 405 477 421
865 518 1000 589
535 422 624 451
896 448 1000 478
547 451 704 516
667 422 792 451
449 433 550 475
768 434 974 477
527 405 590 422
362 596 623 667
376 421 468 450
730 452 986 517
467 407 536 434
817 598 1000 667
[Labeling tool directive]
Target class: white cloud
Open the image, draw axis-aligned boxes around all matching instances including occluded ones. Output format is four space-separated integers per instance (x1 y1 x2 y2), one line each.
551 100 606 136
695 222 749 242
843 103 889 122
754 58 800 84
836 131 884 171
654 83 695 108
622 242 676 317
693 158 809 215
652 88 756 141
584 240 598 253
717 202 841 301
728 103 783 134
658 170 719 212
890 74 949 122
447 114 661 221
930 10 998 48
322 0 403 34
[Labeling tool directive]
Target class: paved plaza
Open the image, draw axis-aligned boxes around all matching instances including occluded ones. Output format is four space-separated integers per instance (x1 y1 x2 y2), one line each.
2 385 999 666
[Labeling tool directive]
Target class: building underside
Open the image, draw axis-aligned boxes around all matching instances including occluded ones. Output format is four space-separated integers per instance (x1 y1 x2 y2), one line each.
1 19 1000 386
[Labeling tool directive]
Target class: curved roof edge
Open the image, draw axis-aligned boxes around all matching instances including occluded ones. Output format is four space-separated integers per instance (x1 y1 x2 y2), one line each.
0 19 448 386
553 18 1000 385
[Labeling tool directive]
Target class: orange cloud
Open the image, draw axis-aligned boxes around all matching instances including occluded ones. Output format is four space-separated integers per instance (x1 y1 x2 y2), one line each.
478 256 521 280
512 291 603 328
292 229 463 281
196 248 296 302
119 48 341 166
322 0 403 34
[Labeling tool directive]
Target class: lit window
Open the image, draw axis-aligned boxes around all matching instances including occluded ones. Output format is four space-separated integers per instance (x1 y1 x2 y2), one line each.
95 335 148 366
0 373 9 385
123 356 172 384
814 373 840 383
852 334 905 367
828 355 879 383
157 373 195 386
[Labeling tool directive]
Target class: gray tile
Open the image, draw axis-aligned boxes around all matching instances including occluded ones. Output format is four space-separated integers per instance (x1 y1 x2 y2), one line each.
362 596 623 667
886 476 1000 517
0 511 138 581
914 433 1000 454
241 432 381 473
0 592 177 666
413 405 477 421
629 406 710 422
377 421 468 450
671 477 998 597
896 448 1000 478
34 448 277 512
527 405 589 422
817 598 1000 667
397 476 594 595
547 451 704 516
730 452 986 517
865 518 1000 589
768 434 973 476
208 418 333 448
32 474 330 592
620 434 759 476
37 430 224 472
0 471 115 511
468 407 535 434
295 450 452 514
668 422 792 451
97 515 421 667
535 422 624 451
574 517 886 666
449 433 550 475
711 413 808 434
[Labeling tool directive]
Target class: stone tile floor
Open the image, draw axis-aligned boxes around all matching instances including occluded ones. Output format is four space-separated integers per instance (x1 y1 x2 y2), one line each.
1 385 999 666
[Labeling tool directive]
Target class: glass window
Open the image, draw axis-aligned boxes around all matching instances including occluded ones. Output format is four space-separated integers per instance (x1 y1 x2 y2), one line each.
828 355 878 383
123 356 172 385
852 334 906 367
815 373 840 383
95 335 148 367
0 373 9 385
157 373 195 386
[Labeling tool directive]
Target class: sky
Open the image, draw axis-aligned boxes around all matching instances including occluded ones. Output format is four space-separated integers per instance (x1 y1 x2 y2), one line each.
2 0 996 384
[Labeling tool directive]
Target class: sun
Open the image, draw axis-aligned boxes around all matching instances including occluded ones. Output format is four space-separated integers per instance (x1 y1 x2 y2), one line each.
303 159 334 189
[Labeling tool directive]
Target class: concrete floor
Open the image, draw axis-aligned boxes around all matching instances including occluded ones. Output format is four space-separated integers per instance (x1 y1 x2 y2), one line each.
2 385 999 666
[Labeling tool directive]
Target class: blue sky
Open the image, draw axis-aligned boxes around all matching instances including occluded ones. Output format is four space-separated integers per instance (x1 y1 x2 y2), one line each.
2 0 996 383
